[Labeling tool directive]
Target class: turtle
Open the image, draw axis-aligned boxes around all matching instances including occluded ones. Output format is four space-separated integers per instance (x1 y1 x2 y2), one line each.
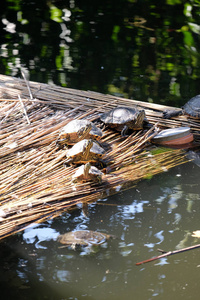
99 106 147 136
57 230 114 250
72 162 103 184
163 95 200 119
56 119 102 147
65 139 105 165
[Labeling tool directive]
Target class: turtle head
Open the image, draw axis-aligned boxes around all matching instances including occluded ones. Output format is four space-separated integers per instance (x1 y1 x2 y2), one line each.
82 139 93 158
84 162 92 176
134 109 145 129
77 122 92 140
85 139 93 149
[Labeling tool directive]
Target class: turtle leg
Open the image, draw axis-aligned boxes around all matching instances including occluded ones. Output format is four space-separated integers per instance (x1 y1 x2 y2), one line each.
163 109 182 119
56 138 68 149
143 119 153 129
97 175 102 184
96 159 107 169
121 125 129 136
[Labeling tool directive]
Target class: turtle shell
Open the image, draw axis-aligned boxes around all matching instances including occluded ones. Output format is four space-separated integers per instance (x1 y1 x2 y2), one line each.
100 106 145 130
183 95 200 118
57 230 112 248
72 163 103 183
66 139 105 164
57 119 102 146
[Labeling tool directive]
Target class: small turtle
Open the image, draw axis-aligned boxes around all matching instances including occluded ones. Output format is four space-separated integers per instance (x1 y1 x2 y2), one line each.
72 162 103 184
56 119 102 147
100 106 146 136
57 230 114 249
65 139 105 165
163 95 200 119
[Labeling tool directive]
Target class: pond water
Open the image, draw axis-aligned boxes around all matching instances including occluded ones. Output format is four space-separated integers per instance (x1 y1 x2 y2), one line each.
0 160 200 300
1 1 200 299
1 0 200 106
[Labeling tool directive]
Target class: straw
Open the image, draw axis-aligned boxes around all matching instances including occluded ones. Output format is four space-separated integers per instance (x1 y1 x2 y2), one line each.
0 74 193 240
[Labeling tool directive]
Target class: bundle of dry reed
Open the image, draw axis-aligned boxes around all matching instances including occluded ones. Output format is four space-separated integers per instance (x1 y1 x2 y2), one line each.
0 74 192 240
0 74 200 141
0 98 187 240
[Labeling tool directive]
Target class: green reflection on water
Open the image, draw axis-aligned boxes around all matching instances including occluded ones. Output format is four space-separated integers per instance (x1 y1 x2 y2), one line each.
1 0 200 106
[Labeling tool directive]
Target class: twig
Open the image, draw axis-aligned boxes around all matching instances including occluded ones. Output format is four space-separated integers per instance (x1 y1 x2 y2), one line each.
21 69 34 100
136 244 200 266
18 94 31 125
0 102 20 124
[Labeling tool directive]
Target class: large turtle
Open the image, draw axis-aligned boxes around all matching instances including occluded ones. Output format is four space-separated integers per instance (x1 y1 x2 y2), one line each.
100 106 146 136
56 119 102 147
65 139 105 165
163 95 200 119
72 162 103 184
57 230 114 250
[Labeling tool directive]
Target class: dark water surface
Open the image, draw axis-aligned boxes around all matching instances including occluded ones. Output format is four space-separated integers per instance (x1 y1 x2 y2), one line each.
1 1 200 299
0 161 200 300
1 0 200 105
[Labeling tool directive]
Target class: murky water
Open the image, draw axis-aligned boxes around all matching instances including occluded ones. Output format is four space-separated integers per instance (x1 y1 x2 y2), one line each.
0 160 200 300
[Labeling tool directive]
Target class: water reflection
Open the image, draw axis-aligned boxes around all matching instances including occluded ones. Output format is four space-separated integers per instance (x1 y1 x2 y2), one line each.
1 1 200 105
23 224 59 249
0 161 199 299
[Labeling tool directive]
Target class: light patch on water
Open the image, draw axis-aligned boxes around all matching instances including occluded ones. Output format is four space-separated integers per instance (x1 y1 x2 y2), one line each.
155 195 166 204
154 230 164 244
144 243 155 248
23 224 59 248
56 270 72 282
2 18 16 33
16 270 28 282
144 231 164 250
173 213 181 225
118 200 149 220
154 257 169 266
168 188 183 212
118 241 134 256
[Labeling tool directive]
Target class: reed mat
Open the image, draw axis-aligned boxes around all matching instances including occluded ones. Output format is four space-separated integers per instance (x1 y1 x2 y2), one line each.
0 74 200 141
0 75 194 239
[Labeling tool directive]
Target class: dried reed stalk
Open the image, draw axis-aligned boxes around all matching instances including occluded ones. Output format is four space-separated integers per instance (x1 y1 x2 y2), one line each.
0 74 199 140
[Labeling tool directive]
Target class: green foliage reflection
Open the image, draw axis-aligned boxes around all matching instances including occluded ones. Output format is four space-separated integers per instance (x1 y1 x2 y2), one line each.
1 0 200 106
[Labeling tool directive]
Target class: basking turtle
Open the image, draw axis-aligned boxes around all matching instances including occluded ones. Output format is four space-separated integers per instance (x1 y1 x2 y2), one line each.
65 139 105 165
57 230 114 249
56 119 102 147
72 162 103 184
163 95 200 119
100 106 146 136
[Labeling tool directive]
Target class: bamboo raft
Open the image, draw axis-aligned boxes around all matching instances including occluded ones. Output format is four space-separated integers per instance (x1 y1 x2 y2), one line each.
0 74 199 240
